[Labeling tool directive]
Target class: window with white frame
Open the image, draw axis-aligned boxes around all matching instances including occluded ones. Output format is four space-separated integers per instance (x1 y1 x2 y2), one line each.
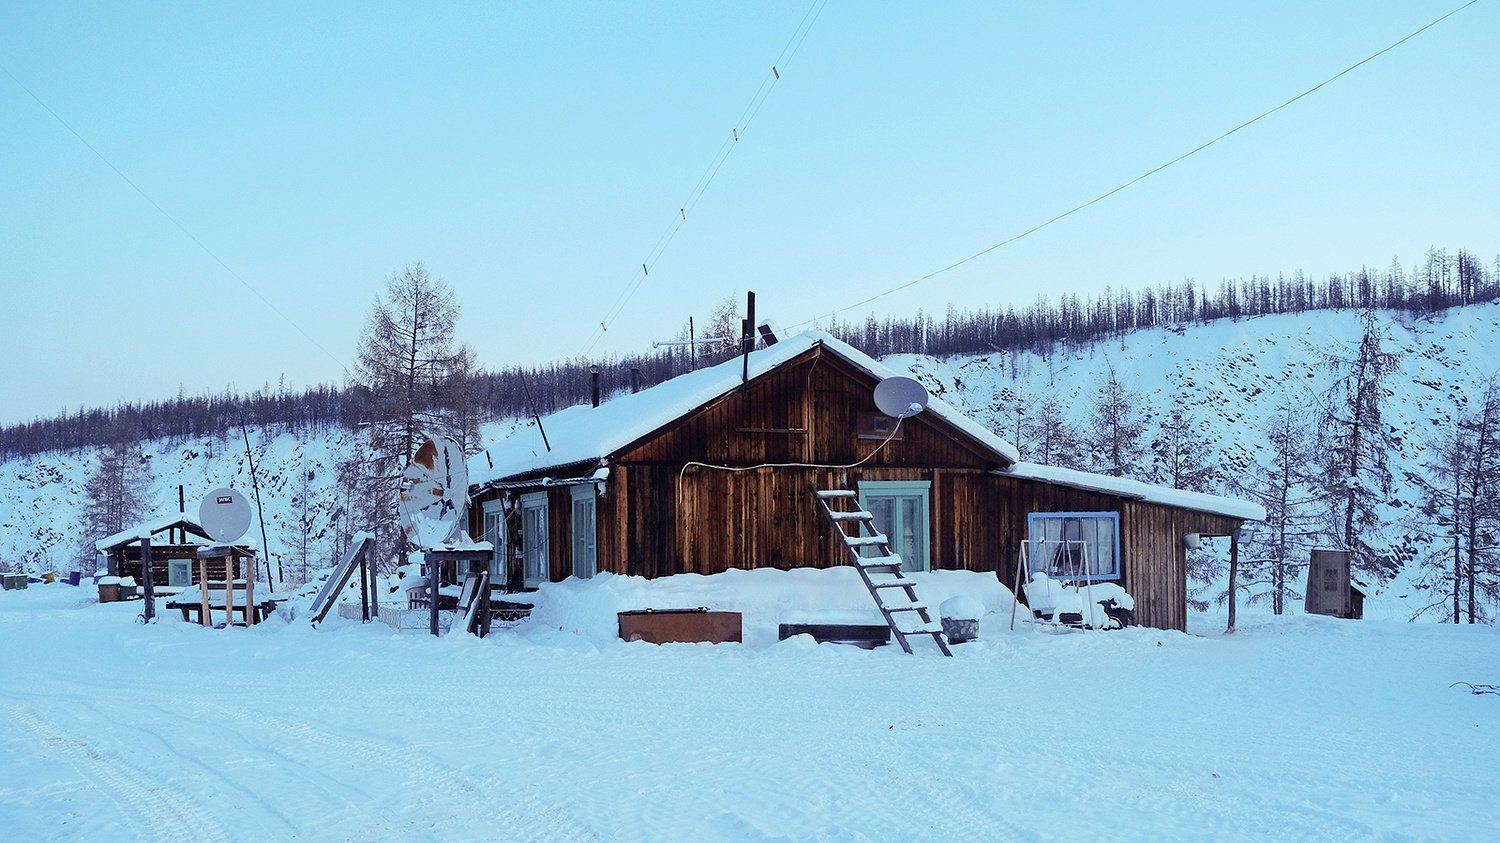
482 499 508 585
571 485 597 579
1027 512 1120 581
167 559 193 587
520 492 549 587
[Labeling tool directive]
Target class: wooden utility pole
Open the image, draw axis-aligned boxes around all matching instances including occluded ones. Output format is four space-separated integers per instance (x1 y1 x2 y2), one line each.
1226 528 1241 633
240 419 278 586
141 536 155 623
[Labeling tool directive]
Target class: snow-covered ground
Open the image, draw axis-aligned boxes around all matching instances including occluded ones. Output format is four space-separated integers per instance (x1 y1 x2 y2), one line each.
2 580 1495 842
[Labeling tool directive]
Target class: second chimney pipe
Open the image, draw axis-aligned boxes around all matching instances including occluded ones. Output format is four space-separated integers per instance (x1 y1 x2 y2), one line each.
591 366 601 408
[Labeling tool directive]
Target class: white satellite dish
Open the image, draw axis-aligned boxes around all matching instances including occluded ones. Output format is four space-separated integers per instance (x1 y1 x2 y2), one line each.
873 376 931 419
199 487 252 543
398 434 470 547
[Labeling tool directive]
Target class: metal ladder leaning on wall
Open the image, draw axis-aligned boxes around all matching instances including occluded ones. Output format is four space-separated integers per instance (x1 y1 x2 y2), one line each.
814 489 952 656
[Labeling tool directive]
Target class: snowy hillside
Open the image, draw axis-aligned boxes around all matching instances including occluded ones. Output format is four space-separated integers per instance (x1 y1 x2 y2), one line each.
3 303 1498 614
890 302 1500 617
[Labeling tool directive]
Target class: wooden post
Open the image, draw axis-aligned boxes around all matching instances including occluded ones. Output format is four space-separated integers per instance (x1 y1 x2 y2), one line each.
1226 528 1241 634
198 553 211 628
246 551 256 625
358 541 371 623
479 575 491 638
366 540 379 621
226 550 236 628
141 536 155 623
429 557 440 636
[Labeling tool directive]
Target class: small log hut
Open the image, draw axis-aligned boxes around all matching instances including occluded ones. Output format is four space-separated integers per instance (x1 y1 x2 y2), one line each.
467 331 1264 631
96 513 251 588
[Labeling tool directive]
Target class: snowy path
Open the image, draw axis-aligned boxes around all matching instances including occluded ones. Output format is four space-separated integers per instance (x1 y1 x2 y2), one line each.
1 587 1497 841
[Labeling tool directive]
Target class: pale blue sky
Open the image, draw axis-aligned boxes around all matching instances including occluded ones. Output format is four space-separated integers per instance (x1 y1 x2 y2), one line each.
2 1 1496 424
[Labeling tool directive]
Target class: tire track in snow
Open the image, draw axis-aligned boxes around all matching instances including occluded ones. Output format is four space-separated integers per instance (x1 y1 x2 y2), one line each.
244 712 602 841
5 703 231 843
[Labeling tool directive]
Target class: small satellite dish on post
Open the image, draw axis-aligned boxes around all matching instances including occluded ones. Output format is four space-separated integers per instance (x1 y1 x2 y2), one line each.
199 487 252 543
398 434 470 547
873 376 931 419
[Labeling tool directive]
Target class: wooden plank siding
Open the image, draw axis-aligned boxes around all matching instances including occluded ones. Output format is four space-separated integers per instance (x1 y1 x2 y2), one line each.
1120 501 1245 630
468 341 1251 630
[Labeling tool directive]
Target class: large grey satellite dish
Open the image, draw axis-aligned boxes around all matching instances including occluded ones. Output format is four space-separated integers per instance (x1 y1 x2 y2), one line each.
873 375 930 419
199 487 252 543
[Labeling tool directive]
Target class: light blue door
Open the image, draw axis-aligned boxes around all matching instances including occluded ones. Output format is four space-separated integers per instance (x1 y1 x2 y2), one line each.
858 481 931 573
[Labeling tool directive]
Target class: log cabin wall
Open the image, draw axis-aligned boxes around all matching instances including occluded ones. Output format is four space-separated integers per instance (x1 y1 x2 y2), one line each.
116 545 244 585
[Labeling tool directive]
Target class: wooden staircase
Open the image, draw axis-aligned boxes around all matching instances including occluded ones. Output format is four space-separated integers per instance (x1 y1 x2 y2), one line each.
814 488 952 656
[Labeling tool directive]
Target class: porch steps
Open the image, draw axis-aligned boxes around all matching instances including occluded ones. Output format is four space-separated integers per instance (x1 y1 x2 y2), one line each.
813 487 952 657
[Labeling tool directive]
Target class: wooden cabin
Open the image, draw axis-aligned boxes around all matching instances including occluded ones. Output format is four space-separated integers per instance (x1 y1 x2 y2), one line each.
466 331 1263 631
96 513 251 588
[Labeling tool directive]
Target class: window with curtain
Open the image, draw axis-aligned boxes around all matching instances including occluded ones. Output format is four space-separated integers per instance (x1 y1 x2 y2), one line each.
1027 512 1120 581
482 500 507 583
520 492 549 587
571 486 597 579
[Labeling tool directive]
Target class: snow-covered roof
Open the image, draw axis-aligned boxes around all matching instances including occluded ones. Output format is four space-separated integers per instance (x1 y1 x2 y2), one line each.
470 330 1021 486
1000 462 1266 522
95 512 211 552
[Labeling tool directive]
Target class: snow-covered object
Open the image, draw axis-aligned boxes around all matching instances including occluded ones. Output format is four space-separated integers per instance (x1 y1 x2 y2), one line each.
467 330 1022 487
1003 462 1265 521
939 595 985 621
1023 573 1133 628
94 511 207 552
1085 582 1134 611
97 576 120 586
522 567 1018 648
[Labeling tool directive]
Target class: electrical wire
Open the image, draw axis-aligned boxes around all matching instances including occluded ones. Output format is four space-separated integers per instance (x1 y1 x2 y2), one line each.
784 0 1483 333
581 0 829 356
677 413 906 492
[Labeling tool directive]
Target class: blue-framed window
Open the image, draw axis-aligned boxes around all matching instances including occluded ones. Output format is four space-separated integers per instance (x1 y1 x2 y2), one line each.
1027 511 1121 582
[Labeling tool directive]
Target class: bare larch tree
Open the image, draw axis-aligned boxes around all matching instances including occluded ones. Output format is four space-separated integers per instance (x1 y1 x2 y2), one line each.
1317 309 1401 580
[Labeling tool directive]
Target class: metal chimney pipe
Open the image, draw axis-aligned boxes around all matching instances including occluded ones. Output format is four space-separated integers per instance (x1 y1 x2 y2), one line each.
631 366 641 394
591 366 601 408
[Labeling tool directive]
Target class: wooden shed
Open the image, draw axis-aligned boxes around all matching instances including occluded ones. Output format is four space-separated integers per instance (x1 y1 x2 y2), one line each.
95 513 250 588
467 331 1263 631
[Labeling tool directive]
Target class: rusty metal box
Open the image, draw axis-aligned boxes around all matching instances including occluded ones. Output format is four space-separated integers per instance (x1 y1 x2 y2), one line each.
618 608 742 644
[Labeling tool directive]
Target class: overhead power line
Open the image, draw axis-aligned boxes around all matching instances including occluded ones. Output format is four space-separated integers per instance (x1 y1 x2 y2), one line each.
580 0 829 356
785 0 1483 333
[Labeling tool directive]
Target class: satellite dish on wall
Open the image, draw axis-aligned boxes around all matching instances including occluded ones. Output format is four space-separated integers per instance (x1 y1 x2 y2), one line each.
874 376 931 419
398 434 470 547
199 487 252 543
